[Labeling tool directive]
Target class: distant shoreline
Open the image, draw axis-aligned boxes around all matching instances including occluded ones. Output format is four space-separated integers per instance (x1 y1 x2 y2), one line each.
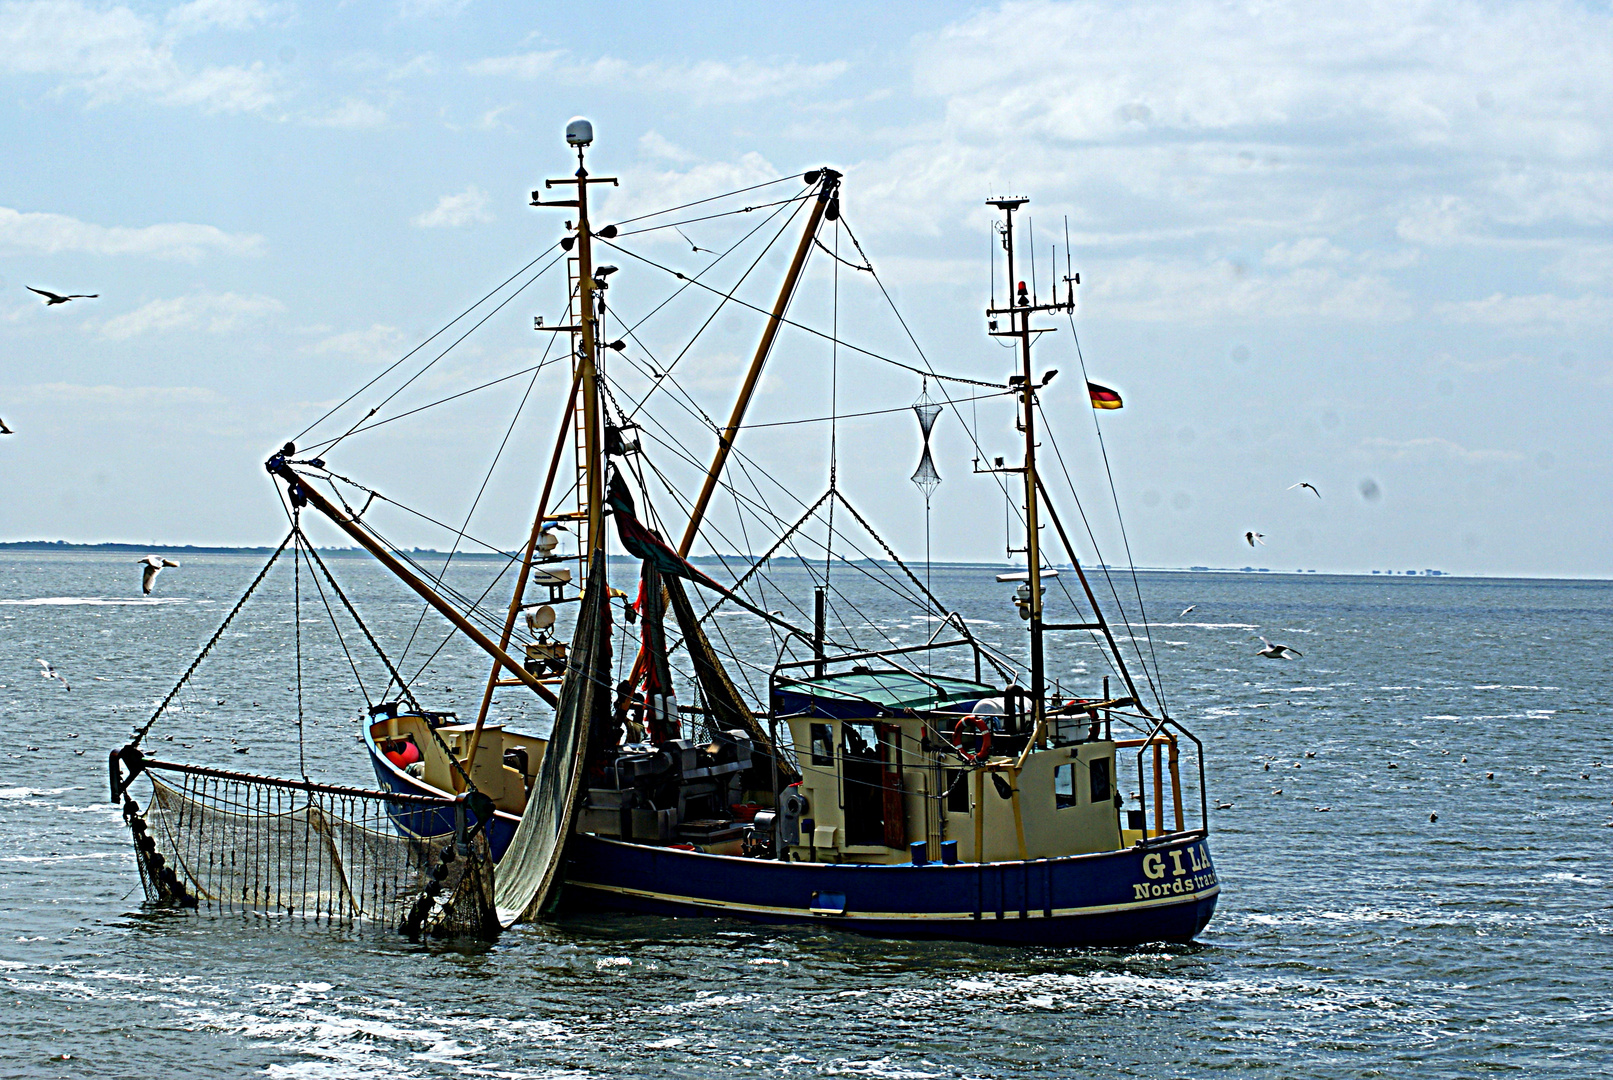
0 541 1523 578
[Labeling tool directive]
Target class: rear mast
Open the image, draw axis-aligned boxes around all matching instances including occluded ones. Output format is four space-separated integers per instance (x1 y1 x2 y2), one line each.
985 196 1075 734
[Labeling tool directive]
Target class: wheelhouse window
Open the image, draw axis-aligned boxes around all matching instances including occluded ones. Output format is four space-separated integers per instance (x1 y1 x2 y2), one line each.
841 722 879 761
1053 764 1078 809
1089 757 1112 803
810 723 834 766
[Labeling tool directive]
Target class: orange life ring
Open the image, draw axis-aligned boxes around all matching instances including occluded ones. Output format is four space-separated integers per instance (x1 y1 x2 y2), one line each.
952 715 992 763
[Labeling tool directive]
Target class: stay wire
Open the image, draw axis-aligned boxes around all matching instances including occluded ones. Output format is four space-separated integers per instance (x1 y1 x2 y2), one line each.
595 236 1003 389
604 172 803 229
293 247 559 446
620 193 811 421
131 531 294 749
389 311 559 685
296 538 371 707
1038 389 1166 715
293 515 307 781
319 250 568 458
1060 311 1168 715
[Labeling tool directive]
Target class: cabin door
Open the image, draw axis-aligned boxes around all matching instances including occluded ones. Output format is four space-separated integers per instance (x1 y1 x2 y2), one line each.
840 722 885 846
877 722 905 849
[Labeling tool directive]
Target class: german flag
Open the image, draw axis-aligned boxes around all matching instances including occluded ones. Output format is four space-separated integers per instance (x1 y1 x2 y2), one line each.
1087 382 1123 410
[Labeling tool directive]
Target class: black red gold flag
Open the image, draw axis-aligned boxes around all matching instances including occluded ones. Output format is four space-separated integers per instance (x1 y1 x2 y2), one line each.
1087 382 1123 409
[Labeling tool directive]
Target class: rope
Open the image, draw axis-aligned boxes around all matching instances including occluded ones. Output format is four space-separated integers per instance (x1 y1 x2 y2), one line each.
130 531 294 749
300 543 421 713
595 236 1003 389
299 543 477 794
294 518 307 781
604 172 804 229
293 248 560 446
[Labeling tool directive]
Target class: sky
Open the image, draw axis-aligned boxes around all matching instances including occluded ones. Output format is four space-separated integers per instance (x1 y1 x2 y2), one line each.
1 0 1611 578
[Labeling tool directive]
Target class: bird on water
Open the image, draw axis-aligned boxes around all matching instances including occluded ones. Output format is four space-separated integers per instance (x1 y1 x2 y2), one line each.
27 287 97 305
139 555 180 594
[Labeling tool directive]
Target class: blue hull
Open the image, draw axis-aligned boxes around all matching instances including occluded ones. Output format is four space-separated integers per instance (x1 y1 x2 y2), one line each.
365 728 1219 946
364 730 524 858
561 832 1219 946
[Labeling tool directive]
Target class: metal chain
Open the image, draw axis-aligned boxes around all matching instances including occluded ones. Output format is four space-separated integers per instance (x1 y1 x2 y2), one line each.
130 531 295 749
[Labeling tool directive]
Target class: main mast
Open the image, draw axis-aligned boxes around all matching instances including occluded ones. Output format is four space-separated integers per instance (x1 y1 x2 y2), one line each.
534 117 618 571
985 197 1075 733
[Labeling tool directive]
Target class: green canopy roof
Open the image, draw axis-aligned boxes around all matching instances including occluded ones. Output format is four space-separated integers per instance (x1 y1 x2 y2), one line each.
780 669 995 711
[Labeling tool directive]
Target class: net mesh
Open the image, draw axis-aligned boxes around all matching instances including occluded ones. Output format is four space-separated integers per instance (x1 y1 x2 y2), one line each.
123 765 498 941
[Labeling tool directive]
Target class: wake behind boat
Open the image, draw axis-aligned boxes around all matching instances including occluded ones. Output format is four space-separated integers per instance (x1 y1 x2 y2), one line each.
112 117 1218 946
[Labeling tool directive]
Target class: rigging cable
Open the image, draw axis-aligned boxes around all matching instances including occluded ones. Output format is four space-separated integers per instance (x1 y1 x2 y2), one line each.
316 250 569 457
390 307 564 687
293 247 561 447
1061 307 1167 714
1037 393 1166 715
595 235 1004 389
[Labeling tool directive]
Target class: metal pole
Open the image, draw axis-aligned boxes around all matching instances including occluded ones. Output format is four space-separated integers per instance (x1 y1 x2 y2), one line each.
466 367 583 771
812 586 826 678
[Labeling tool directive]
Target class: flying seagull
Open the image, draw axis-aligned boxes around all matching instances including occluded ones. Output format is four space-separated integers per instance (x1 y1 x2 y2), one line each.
27 287 98 306
1289 482 1321 498
1257 636 1303 660
674 227 712 254
1246 532 1265 547
138 554 180 594
38 659 70 690
1179 605 1196 617
0 417 13 435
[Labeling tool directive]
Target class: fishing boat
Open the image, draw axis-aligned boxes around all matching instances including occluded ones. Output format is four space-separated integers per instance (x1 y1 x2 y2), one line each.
114 117 1218 946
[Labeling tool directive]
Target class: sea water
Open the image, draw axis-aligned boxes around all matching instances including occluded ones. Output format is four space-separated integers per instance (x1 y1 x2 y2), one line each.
1 551 1609 1078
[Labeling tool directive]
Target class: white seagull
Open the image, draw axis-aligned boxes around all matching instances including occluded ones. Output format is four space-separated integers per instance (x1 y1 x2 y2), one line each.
38 659 70 690
1179 605 1196 617
1257 636 1303 660
1246 531 1265 547
139 554 180 594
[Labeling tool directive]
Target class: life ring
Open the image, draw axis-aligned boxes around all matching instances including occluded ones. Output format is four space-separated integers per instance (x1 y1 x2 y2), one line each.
952 715 992 763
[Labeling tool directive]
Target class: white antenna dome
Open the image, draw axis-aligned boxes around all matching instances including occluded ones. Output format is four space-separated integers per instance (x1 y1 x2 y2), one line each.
565 117 594 147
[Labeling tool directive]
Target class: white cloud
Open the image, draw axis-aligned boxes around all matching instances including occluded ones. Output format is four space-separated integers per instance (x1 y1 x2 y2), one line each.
1085 257 1412 324
99 292 284 339
469 51 847 106
306 98 389 128
0 0 279 111
306 323 407 364
166 0 283 34
0 205 264 259
1360 436 1522 465
1263 237 1350 268
412 186 493 228
1435 292 1613 328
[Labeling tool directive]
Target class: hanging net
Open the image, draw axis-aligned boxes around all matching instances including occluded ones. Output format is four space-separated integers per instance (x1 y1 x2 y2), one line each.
911 446 942 498
116 755 499 941
911 383 943 499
